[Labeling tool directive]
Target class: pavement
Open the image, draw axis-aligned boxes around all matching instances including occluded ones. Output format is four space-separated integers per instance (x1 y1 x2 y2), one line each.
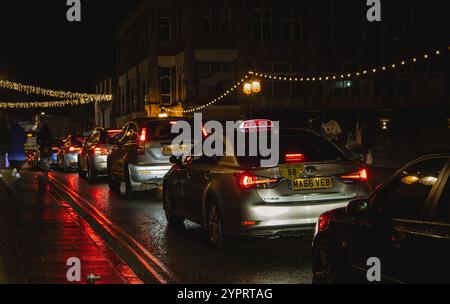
0 170 142 284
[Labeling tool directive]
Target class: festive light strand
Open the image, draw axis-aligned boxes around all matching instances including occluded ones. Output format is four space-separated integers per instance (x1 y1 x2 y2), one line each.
162 48 446 114
0 98 100 109
0 80 112 102
161 72 252 114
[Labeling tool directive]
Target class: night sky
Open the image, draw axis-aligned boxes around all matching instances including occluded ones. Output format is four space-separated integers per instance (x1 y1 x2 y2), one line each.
0 0 140 91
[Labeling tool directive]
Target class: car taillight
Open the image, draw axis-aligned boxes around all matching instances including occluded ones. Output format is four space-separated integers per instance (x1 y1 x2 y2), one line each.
340 168 369 182
93 147 109 155
139 127 147 142
235 172 278 190
285 153 306 163
318 214 330 232
137 128 148 155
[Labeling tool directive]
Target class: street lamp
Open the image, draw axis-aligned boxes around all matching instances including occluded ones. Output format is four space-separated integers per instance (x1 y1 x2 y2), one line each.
243 80 261 119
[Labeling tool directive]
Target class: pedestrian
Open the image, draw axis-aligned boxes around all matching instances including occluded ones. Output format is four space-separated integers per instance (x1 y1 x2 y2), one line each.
0 117 9 179
8 116 27 179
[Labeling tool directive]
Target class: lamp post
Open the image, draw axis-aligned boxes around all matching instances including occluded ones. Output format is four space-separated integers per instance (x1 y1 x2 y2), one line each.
243 80 261 119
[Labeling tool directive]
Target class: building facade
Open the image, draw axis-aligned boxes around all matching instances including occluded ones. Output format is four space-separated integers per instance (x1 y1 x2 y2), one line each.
113 0 449 166
114 0 449 121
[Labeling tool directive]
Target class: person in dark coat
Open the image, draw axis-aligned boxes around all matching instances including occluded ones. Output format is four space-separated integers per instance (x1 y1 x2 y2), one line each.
37 123 54 156
0 117 9 178
8 117 27 179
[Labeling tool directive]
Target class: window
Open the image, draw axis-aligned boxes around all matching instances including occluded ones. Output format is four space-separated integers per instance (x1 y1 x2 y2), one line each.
281 9 304 41
160 17 172 44
160 67 172 104
373 158 447 220
220 8 232 36
323 9 343 41
201 9 212 36
253 9 272 42
197 62 235 75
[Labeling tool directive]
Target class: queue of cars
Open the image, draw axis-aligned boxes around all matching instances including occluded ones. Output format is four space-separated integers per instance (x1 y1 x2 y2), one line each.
38 117 450 283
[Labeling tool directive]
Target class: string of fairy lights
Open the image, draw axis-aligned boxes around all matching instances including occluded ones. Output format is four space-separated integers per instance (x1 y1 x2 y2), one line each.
0 99 96 109
0 79 112 109
0 47 447 110
161 47 447 114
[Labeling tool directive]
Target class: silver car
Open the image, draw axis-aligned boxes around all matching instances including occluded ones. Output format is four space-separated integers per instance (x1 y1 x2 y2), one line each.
57 135 86 172
78 128 122 183
107 118 193 198
163 126 370 248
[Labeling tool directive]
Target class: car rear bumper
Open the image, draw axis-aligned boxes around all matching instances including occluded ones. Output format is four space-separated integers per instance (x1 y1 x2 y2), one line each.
234 199 353 237
128 164 172 190
92 155 108 173
63 153 79 168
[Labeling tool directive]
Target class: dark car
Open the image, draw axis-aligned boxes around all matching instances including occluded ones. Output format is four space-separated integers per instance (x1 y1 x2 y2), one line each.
163 121 370 248
107 118 193 198
312 152 450 284
78 128 122 183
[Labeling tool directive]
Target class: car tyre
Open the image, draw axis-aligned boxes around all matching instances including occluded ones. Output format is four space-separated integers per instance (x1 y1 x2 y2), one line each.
124 164 136 199
78 157 86 178
163 185 184 225
107 164 120 193
313 238 349 284
87 160 97 184
206 196 225 249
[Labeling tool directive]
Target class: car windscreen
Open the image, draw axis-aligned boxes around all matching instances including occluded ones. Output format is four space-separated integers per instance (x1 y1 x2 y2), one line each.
71 137 86 147
99 131 121 145
146 120 195 141
232 133 349 168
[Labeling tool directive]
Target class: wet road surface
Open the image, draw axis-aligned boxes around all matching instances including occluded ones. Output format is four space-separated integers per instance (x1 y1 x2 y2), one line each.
51 171 314 284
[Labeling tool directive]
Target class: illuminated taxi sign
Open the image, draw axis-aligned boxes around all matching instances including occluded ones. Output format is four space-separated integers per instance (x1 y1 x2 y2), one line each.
239 119 273 132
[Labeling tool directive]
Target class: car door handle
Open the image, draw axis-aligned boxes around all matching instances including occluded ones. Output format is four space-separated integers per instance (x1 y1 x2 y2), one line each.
186 172 192 180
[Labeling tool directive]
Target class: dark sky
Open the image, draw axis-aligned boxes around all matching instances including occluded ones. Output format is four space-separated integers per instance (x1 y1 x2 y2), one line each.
0 0 140 92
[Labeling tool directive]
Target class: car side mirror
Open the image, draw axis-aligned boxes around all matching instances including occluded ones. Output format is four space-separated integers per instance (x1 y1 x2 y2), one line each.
347 199 369 219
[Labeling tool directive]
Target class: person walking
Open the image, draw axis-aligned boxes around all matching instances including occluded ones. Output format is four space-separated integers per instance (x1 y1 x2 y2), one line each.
0 117 9 179
8 117 27 179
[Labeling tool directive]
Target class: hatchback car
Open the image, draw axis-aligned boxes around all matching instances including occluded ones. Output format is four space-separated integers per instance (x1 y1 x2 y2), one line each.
107 118 193 198
57 134 86 172
312 152 450 284
78 128 121 183
163 121 371 247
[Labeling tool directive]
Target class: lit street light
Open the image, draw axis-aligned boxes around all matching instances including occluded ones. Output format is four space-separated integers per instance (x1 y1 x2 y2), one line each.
243 80 261 119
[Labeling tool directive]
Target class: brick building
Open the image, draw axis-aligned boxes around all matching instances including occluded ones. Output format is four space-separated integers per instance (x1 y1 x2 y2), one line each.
109 0 449 166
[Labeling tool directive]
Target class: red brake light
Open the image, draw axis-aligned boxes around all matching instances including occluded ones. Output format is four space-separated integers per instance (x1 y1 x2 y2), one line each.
318 214 329 232
139 127 147 142
236 172 278 190
340 168 369 182
69 146 75 152
93 147 109 155
285 153 306 163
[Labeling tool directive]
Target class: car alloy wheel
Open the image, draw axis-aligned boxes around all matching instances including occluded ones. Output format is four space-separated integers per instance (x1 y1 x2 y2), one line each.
207 199 224 248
